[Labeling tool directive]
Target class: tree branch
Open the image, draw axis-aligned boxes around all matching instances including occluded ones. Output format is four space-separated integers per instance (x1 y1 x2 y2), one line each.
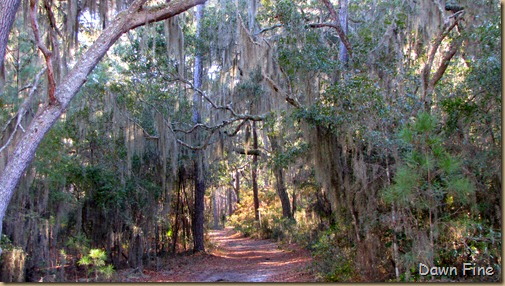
176 129 216 150
0 68 45 153
421 10 464 107
30 0 58 105
138 97 230 150
0 0 207 257
429 36 463 88
223 119 248 137
128 0 206 31
307 22 340 29
43 0 63 38
254 24 283 35
177 77 266 121
320 0 353 57
233 147 262 156
263 74 301 108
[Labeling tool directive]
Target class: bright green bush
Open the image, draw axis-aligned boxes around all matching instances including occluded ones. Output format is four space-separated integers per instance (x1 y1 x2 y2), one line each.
78 249 115 282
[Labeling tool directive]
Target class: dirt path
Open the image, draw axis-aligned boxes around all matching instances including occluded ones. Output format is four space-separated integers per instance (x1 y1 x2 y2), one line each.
124 227 315 282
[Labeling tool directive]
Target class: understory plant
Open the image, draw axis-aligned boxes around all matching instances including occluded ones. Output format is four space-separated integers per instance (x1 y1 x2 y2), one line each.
77 249 115 282
382 112 482 281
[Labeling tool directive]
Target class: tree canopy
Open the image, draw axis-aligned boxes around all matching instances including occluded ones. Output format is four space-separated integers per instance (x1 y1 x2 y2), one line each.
0 0 501 282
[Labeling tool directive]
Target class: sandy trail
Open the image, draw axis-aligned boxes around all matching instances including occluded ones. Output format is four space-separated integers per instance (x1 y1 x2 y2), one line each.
125 227 315 282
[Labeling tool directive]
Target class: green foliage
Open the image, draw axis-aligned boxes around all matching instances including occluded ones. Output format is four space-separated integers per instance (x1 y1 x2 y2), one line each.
1 0 500 282
77 255 91 266
65 234 91 256
270 141 309 169
382 165 419 207
78 249 115 282
0 235 13 252
311 230 356 282
297 74 386 140
234 68 264 105
384 112 475 208
382 112 482 280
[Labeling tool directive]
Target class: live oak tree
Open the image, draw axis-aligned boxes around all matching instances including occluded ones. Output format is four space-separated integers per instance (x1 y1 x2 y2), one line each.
0 0 207 256
0 0 500 282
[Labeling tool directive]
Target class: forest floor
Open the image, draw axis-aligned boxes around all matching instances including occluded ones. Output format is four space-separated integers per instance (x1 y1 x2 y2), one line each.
122 227 316 282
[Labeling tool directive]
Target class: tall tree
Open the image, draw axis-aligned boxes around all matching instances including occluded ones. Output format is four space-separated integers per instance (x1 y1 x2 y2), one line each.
0 0 207 256
192 3 206 252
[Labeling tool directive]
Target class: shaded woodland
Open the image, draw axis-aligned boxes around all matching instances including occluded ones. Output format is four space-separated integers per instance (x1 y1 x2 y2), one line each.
0 0 501 282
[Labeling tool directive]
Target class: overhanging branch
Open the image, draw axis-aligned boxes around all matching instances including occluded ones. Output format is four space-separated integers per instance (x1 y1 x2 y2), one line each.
178 77 266 121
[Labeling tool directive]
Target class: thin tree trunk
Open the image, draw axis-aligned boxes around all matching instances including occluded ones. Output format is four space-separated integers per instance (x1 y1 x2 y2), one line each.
171 180 181 254
247 0 256 34
338 0 349 66
234 169 240 203
291 189 297 215
252 121 260 221
0 0 207 256
191 3 206 253
227 188 233 216
212 190 219 229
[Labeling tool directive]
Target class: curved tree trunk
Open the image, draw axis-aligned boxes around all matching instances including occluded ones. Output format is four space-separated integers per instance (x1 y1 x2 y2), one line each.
0 0 207 256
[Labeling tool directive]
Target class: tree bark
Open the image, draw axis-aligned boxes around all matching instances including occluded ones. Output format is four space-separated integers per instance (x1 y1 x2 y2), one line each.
338 0 349 66
212 190 219 229
320 0 352 58
0 0 207 256
247 0 257 34
268 134 292 219
234 169 240 204
0 0 21 91
227 188 233 216
420 11 464 111
252 121 260 221
191 3 206 253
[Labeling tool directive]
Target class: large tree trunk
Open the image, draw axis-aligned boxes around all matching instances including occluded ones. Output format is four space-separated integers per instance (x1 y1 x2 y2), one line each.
191 3 206 253
0 0 21 90
0 0 207 256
